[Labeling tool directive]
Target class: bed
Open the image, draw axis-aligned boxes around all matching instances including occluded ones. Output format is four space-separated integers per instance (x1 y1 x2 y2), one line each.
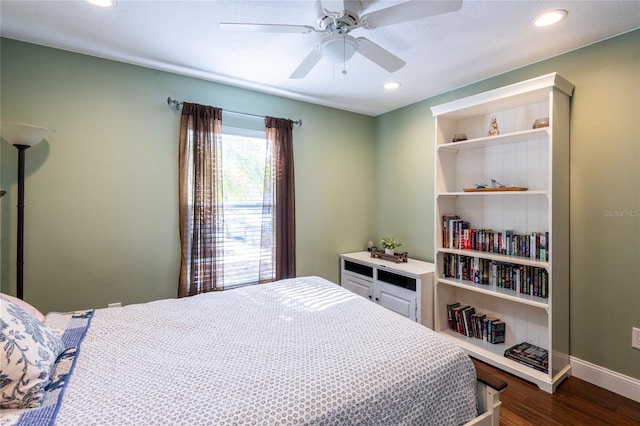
1 276 504 425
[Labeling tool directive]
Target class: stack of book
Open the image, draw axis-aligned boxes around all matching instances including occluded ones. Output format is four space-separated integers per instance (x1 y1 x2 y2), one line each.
446 302 505 344
504 342 549 373
442 253 549 298
441 214 549 260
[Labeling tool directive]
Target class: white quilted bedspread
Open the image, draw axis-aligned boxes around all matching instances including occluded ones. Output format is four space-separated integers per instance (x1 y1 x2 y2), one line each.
55 276 477 425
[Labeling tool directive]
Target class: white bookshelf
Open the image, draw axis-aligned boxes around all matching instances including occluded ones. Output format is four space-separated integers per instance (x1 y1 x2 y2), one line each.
431 73 574 393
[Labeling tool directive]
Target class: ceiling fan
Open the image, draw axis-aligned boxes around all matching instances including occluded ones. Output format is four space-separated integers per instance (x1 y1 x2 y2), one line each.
220 0 463 79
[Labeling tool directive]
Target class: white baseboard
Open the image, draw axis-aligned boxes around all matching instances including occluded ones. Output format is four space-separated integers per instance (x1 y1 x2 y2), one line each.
570 356 640 403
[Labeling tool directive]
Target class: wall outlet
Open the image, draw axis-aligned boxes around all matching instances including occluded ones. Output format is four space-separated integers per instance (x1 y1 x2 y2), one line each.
632 327 640 350
107 302 122 308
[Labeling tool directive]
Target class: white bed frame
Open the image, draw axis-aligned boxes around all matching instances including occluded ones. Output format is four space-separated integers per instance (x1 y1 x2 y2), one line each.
466 369 507 426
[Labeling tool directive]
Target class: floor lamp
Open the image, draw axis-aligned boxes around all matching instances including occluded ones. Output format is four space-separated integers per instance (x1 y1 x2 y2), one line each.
1 122 53 300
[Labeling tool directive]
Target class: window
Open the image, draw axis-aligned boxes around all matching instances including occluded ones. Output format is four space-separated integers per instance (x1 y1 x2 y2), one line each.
218 127 274 287
179 104 295 297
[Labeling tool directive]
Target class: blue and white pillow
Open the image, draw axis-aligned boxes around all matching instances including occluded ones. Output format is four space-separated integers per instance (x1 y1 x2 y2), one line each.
0 295 64 409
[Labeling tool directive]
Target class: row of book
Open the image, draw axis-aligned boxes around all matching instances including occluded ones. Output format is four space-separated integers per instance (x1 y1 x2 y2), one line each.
442 214 549 261
446 302 506 344
442 253 549 298
504 342 549 373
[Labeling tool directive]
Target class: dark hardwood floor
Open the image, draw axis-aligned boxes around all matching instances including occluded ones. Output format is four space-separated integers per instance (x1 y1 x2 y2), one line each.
472 359 640 425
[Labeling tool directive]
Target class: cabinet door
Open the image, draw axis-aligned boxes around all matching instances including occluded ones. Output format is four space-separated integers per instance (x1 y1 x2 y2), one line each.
375 282 417 321
342 272 373 301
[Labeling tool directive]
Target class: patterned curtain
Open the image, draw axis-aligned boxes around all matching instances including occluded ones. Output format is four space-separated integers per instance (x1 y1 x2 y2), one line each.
265 117 296 280
178 102 224 297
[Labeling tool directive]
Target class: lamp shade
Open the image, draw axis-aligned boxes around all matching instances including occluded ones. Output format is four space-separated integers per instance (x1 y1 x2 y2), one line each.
1 122 54 147
322 34 358 64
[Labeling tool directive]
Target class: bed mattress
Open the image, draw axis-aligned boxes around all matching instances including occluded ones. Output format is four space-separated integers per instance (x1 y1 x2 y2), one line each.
2 276 477 425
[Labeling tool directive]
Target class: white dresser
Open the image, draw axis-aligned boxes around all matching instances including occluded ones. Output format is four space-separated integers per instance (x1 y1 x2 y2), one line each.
340 251 435 329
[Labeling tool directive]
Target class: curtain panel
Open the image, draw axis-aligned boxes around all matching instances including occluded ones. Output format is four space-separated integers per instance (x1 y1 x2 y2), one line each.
265 117 296 280
178 103 224 297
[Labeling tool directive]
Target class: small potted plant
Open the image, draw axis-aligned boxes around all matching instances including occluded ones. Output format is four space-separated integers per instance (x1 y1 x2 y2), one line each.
380 236 402 255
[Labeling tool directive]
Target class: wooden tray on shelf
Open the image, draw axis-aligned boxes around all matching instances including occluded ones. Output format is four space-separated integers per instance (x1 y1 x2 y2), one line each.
370 248 408 263
463 187 528 192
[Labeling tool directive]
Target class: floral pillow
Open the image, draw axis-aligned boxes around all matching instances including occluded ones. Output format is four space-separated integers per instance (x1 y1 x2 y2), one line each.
0 293 45 323
0 295 64 409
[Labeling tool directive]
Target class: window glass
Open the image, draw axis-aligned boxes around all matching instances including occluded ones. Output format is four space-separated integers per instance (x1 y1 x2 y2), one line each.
220 127 274 287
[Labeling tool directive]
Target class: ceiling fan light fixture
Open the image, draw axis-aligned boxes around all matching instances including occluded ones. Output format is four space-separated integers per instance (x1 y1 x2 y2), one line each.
534 9 567 27
322 34 358 64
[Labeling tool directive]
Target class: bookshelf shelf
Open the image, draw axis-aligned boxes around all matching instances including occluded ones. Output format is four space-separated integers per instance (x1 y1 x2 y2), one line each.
438 247 549 269
436 190 549 198
432 73 573 394
437 329 571 391
437 128 549 152
438 277 550 309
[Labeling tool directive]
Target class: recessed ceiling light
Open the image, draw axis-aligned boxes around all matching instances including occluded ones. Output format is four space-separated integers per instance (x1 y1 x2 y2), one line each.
384 81 401 90
534 9 568 27
86 0 117 7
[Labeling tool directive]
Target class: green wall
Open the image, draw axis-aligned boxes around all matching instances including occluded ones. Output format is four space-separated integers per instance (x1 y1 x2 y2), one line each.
0 39 375 311
2 30 639 381
375 30 640 380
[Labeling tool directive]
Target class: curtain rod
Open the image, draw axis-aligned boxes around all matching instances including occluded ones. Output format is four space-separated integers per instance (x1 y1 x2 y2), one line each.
166 97 302 127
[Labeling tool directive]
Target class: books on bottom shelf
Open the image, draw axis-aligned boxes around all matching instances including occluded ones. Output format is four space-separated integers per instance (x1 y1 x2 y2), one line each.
446 302 505 344
504 342 549 373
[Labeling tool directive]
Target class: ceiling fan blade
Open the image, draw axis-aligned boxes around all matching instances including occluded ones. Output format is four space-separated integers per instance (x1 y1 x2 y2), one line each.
317 0 344 13
314 0 325 17
219 22 315 34
343 0 362 14
317 0 361 14
361 0 462 28
290 46 324 79
356 37 405 72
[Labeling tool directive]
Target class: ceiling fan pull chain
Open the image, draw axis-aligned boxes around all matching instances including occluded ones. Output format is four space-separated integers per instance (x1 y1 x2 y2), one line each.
342 34 348 74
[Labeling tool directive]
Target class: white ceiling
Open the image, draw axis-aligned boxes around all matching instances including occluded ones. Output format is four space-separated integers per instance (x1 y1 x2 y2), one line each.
1 0 639 116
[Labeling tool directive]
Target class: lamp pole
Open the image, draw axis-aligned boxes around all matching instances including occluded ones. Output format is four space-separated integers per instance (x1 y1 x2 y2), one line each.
14 144 30 300
1 122 53 300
